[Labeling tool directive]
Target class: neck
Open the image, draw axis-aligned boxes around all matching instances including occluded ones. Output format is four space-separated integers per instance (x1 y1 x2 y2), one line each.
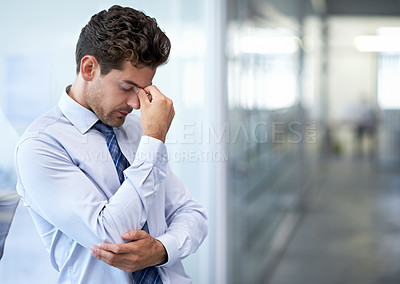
68 76 90 110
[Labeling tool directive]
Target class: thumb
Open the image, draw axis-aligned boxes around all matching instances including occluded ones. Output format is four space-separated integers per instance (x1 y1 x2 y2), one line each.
121 230 148 241
137 89 150 107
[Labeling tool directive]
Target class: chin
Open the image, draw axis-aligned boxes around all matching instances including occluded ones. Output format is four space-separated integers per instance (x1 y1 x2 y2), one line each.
101 113 126 127
112 117 126 127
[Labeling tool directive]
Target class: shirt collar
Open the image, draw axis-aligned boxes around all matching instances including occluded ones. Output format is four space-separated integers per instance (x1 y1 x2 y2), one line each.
58 85 99 134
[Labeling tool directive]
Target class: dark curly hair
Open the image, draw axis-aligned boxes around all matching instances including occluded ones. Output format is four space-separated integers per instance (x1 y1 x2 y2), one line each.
75 5 171 75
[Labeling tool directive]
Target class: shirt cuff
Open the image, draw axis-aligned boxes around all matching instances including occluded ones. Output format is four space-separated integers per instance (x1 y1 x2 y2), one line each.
155 233 180 268
132 136 168 172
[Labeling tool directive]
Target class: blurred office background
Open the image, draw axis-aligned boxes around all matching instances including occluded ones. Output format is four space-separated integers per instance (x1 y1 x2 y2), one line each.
1 0 400 283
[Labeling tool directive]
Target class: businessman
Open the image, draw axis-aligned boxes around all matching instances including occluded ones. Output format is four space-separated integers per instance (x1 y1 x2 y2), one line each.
15 5 207 283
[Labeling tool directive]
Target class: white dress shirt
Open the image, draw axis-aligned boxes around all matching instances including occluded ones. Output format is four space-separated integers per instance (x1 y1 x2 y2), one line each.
15 89 208 284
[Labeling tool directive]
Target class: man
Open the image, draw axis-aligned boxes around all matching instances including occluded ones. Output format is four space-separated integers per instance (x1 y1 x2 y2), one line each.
15 5 207 284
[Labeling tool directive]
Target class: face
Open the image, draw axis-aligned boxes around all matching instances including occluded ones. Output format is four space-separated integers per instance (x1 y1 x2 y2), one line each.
87 61 156 127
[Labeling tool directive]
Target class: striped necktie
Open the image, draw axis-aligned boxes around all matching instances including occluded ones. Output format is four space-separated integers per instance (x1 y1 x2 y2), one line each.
93 121 162 283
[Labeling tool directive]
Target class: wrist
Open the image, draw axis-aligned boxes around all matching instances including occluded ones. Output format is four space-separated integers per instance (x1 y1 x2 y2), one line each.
155 240 168 266
142 124 168 144
143 133 166 143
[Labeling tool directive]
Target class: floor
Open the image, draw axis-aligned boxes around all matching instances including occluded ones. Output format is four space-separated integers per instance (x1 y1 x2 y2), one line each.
269 157 400 284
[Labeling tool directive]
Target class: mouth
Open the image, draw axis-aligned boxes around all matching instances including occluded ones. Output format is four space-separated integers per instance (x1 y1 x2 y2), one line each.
118 111 129 117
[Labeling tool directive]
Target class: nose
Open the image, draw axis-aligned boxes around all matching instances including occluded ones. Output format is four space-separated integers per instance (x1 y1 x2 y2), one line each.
127 93 140 110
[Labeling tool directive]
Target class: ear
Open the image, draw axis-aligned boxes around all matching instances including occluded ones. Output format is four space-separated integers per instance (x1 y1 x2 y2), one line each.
80 55 99 81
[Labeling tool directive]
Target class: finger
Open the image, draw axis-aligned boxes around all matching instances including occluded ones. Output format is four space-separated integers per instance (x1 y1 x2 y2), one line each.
99 243 118 253
94 242 127 254
91 246 116 263
143 85 163 100
143 85 159 93
91 250 134 273
137 89 150 106
122 229 148 241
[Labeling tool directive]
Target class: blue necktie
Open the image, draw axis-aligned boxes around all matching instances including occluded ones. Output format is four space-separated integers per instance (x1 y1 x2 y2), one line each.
93 121 162 284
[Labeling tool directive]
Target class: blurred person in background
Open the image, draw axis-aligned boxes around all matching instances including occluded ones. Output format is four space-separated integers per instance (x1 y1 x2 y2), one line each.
353 98 377 159
14 5 207 284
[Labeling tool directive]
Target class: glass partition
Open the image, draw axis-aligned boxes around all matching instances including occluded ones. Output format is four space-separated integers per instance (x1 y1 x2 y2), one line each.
226 0 321 282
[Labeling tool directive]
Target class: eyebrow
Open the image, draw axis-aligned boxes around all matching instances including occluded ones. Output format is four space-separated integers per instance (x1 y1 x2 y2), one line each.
122 80 152 89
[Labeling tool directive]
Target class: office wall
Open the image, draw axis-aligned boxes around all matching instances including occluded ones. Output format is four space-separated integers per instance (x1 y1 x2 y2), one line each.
326 16 400 157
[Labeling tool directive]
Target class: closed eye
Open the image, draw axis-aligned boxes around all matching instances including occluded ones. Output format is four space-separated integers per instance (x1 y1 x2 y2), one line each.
120 86 139 93
120 87 133 92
